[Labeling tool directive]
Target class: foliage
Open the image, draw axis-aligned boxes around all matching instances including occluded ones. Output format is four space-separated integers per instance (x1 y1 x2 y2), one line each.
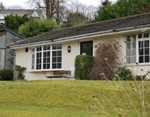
60 22 74 28
0 70 13 81
89 39 121 80
112 66 133 81
95 0 150 21
15 65 27 80
75 55 94 80
4 14 31 32
18 19 56 37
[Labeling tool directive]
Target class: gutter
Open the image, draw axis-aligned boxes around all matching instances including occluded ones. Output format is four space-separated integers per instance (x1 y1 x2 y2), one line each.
10 24 150 49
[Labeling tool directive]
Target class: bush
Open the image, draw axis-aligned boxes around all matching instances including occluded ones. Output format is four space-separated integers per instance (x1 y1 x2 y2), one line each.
0 70 13 81
112 67 133 81
75 55 94 80
15 65 27 80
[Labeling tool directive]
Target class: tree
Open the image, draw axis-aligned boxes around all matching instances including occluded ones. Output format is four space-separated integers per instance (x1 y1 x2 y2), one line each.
95 0 150 21
18 19 56 37
27 0 67 25
4 14 31 32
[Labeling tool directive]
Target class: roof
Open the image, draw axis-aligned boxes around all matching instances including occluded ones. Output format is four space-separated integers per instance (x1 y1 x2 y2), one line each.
0 9 43 17
0 27 25 39
12 12 150 46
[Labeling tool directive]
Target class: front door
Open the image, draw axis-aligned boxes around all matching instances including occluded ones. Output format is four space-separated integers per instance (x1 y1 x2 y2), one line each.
80 41 93 56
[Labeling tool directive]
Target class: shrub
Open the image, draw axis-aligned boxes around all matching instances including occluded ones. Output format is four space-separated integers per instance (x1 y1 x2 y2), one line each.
112 67 133 81
15 65 27 80
0 70 13 81
75 55 94 80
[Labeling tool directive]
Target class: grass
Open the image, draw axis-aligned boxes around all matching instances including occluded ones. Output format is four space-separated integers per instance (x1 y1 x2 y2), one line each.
0 80 150 117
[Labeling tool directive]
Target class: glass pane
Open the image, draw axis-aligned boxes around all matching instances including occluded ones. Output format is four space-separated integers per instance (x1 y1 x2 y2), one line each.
58 57 62 62
43 52 46 57
58 51 62 56
52 57 56 62
43 58 46 63
130 50 133 56
37 47 42 51
47 52 50 56
139 41 143 48
47 64 50 69
145 56 149 63
133 49 136 56
126 50 130 56
139 49 144 55
132 42 136 48
145 40 149 47
57 45 62 49
52 51 56 56
52 45 57 49
43 64 46 69
138 34 142 39
144 33 149 38
126 43 130 49
52 64 56 69
58 63 61 68
44 45 50 50
47 58 50 62
145 48 149 55
139 56 144 63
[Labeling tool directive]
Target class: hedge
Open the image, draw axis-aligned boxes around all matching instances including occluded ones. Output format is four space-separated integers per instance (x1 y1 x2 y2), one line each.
0 70 13 81
75 55 94 80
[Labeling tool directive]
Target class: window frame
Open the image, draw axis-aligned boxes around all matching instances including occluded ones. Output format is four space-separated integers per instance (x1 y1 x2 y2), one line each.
125 33 150 65
31 44 62 71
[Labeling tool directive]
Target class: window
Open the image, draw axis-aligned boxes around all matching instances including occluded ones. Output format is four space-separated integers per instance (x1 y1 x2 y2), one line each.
31 44 62 70
126 33 150 64
80 41 93 56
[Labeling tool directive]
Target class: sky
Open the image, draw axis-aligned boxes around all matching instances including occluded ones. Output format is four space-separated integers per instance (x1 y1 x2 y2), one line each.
0 0 117 8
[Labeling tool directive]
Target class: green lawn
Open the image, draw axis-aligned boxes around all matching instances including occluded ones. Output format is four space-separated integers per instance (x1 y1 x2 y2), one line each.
0 80 150 117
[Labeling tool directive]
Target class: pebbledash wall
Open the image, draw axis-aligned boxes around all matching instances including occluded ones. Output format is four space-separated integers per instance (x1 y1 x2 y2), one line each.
15 34 150 80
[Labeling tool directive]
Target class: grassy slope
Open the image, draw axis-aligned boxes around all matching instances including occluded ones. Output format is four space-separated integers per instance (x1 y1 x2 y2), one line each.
0 81 150 117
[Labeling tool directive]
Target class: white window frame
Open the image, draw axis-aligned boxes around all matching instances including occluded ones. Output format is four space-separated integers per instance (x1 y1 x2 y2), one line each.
31 44 62 71
126 33 150 65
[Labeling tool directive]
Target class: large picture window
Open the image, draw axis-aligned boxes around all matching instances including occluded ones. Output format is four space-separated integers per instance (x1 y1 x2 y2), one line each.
126 33 150 64
31 44 62 70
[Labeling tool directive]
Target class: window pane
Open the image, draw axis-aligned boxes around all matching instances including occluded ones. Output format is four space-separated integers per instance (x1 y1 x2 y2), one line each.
145 41 149 47
58 57 62 62
133 49 136 56
52 51 56 56
43 64 46 69
130 50 133 56
47 64 50 69
57 63 61 68
52 64 56 69
32 54 35 69
139 56 144 63
43 58 46 63
132 42 136 48
52 45 57 49
58 51 62 56
57 45 62 49
47 58 50 62
126 43 130 49
145 48 149 55
139 41 143 48
126 50 130 56
52 57 56 62
44 45 50 50
144 33 149 38
37 47 42 51
145 56 149 63
139 49 143 55
138 34 142 39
